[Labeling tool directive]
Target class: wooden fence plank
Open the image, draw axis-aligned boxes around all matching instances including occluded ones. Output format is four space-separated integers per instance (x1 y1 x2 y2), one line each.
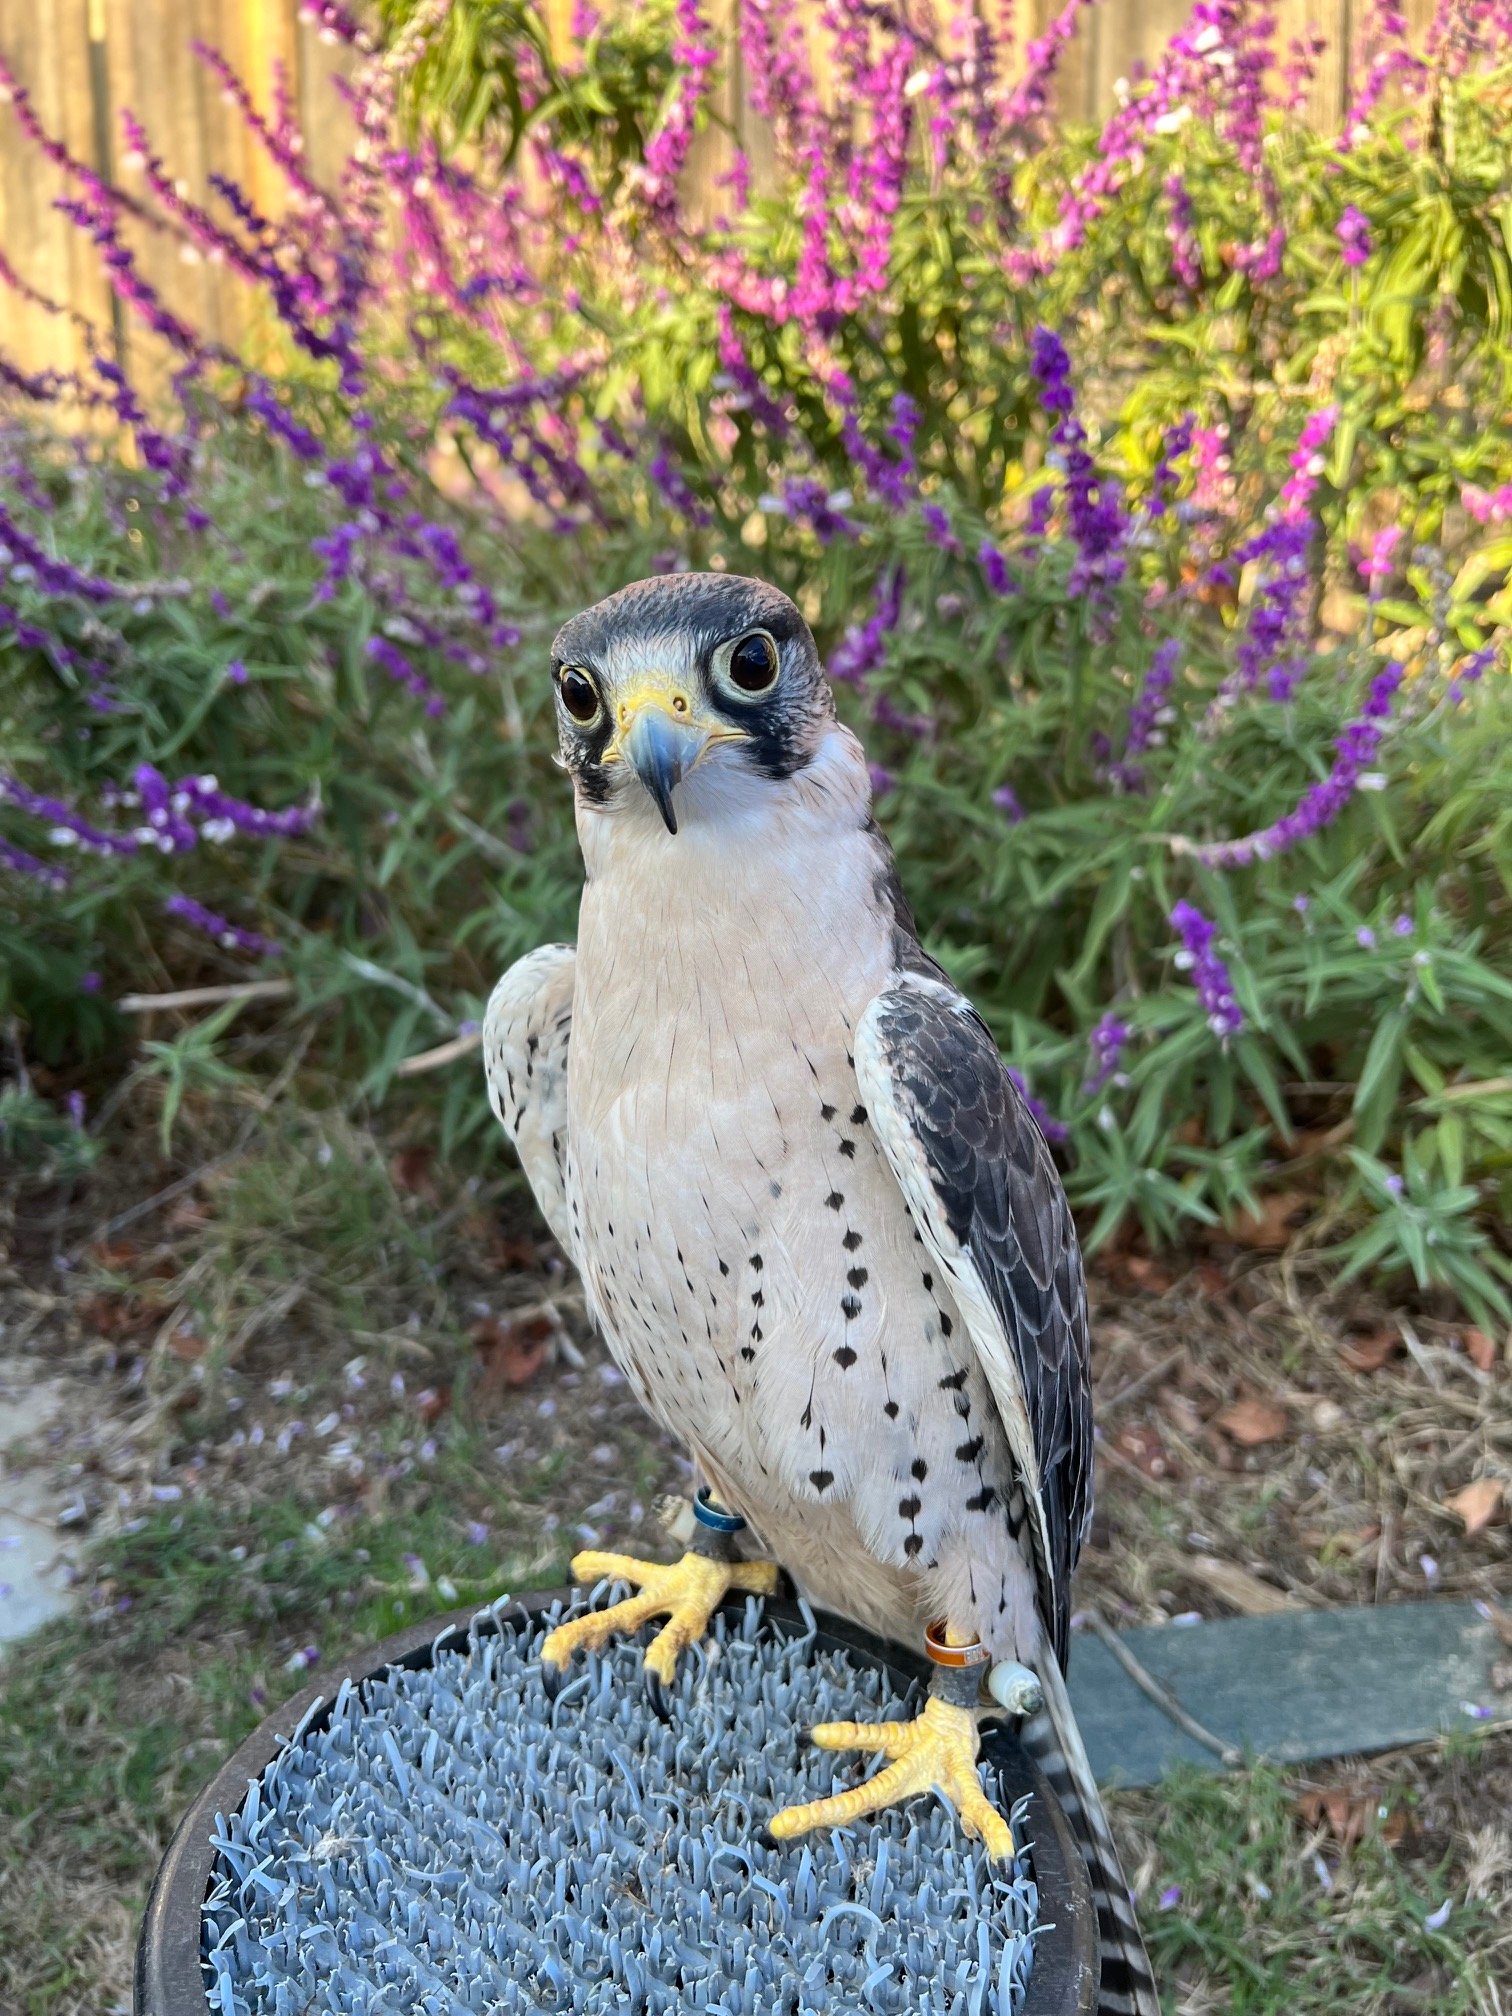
0 0 1437 379
0 0 110 383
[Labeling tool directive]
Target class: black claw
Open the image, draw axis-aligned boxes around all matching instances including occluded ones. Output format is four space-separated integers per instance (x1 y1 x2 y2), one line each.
795 1728 815 1751
755 1824 779 1853
540 1658 566 1701
643 1668 672 1724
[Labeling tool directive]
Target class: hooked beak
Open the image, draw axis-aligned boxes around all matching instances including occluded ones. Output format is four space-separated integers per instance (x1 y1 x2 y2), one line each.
609 688 743 834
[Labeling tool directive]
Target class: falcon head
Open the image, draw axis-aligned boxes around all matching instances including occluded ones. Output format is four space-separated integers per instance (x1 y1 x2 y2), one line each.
548 574 836 834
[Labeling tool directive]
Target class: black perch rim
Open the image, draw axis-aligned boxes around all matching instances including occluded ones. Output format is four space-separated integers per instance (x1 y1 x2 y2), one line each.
134 1589 1099 2016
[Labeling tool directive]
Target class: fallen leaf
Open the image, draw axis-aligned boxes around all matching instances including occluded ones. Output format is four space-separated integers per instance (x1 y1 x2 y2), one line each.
78 1291 162 1342
1121 1254 1174 1295
1296 1787 1408 1851
89 1238 142 1272
1339 1329 1399 1374
1216 1395 1290 1447
471 1312 555 1399
1463 1327 1499 1374
1194 1261 1230 1299
389 1145 437 1201
164 1323 206 1363
1445 1477 1504 1536
1230 1191 1310 1252
490 1232 544 1272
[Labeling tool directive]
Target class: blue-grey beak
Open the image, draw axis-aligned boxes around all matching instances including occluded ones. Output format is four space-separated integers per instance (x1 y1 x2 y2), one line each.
621 708 712 834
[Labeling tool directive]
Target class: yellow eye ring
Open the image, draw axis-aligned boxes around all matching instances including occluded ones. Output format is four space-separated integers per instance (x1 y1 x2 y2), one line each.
557 664 601 724
715 629 779 698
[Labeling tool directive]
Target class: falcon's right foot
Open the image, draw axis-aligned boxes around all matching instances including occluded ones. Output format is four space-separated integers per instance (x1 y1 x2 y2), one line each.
540 1492 779 1710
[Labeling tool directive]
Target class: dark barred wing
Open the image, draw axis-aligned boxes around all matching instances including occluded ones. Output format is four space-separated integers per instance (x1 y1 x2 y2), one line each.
854 971 1093 1666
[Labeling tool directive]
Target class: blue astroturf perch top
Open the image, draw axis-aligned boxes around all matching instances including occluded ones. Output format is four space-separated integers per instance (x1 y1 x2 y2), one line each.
200 1593 1044 2016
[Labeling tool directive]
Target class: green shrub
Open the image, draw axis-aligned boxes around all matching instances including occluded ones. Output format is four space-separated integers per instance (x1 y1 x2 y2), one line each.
1 1 1510 1319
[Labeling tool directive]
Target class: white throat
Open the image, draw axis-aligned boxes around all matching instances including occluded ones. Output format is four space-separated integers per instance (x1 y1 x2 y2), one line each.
572 722 893 1055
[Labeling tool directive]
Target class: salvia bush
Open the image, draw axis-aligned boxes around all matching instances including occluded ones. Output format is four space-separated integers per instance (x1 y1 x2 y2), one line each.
1 0 1510 1322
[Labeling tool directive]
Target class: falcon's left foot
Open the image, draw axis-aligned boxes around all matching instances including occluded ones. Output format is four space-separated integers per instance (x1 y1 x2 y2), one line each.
764 1620 1014 1858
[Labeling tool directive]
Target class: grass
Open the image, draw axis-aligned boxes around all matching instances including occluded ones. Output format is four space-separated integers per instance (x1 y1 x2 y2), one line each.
1117 1745 1512 2012
1 1090 1509 2014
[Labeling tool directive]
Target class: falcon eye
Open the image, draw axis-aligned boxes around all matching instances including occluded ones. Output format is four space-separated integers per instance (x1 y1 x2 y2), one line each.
556 665 602 725
718 629 780 698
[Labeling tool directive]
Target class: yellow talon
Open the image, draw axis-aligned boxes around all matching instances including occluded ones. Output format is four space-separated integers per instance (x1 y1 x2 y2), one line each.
540 1546 781 1685
767 1695 1016 1860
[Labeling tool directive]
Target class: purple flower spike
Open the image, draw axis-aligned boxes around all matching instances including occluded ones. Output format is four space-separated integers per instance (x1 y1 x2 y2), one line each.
830 569 905 687
992 783 1024 823
920 501 962 556
639 0 718 218
366 635 443 713
1083 1012 1131 1095
978 540 1015 596
0 834 72 889
1030 328 1075 418
1337 205 1372 267
163 894 282 959
0 501 126 604
1007 1066 1069 1147
1115 640 1181 789
1170 901 1243 1038
1194 664 1403 868
647 447 712 526
1 775 138 857
1029 327 1128 595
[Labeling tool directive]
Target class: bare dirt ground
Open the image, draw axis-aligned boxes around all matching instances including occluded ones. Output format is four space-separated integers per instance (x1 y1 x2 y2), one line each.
2 1103 1509 2013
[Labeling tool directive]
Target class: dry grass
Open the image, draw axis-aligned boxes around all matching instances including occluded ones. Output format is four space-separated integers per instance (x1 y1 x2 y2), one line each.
1082 1252 1510 1627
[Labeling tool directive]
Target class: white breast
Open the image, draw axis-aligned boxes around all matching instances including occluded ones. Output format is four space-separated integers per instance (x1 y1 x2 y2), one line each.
562 729 1039 1659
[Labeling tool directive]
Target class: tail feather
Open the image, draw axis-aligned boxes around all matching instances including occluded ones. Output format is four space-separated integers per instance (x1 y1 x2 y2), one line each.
1029 1653 1161 2016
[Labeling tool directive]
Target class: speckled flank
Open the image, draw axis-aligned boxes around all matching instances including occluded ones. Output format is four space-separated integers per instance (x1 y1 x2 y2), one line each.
201 1599 1040 2016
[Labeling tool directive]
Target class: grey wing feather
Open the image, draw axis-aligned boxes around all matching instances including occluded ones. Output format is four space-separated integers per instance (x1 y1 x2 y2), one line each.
483 944 576 1259
855 970 1093 1667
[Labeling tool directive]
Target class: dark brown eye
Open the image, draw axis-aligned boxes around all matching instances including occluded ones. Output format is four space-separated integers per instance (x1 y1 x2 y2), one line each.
557 665 601 724
726 631 779 694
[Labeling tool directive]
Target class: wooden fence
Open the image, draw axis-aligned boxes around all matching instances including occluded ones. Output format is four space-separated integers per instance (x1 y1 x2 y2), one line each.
0 0 1408 383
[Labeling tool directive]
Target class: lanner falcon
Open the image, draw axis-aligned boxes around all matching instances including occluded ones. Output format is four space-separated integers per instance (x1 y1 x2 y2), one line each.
485 573 1157 2014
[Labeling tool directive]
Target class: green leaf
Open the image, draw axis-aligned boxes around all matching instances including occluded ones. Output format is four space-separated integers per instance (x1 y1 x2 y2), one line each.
1353 1008 1407 1155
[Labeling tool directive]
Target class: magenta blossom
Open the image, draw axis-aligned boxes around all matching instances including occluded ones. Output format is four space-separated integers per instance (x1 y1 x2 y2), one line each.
1337 205 1372 267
